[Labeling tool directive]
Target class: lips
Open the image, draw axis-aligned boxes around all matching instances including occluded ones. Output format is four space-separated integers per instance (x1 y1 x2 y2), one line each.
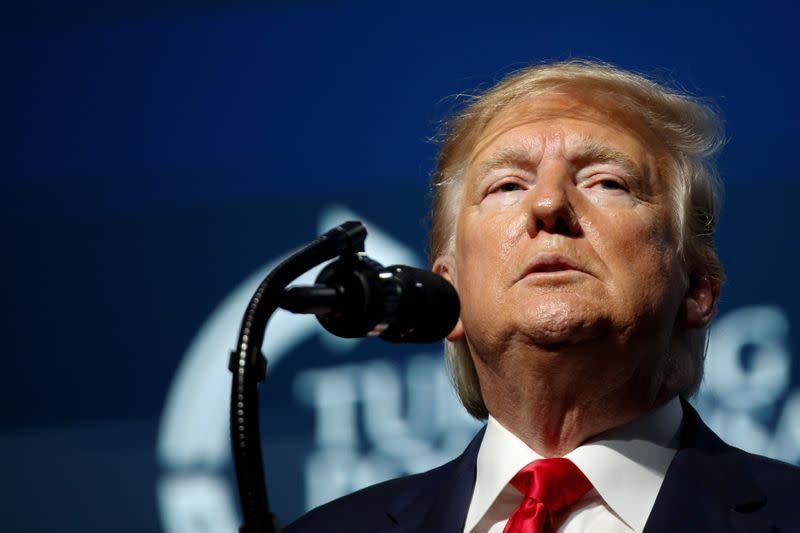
520 253 585 279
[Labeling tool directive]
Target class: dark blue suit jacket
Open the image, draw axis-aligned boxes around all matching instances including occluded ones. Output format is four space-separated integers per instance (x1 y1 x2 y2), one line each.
286 400 800 532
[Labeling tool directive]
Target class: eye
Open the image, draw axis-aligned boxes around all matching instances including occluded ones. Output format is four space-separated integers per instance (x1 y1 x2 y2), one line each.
488 180 525 194
587 176 628 192
498 182 522 192
596 179 625 190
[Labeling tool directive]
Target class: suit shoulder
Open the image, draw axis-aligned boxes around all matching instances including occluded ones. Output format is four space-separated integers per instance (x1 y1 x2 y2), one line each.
739 448 800 489
283 461 455 532
733 450 800 525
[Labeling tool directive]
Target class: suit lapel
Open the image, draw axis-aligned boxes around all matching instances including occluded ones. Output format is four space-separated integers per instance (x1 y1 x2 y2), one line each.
384 427 484 533
643 399 775 533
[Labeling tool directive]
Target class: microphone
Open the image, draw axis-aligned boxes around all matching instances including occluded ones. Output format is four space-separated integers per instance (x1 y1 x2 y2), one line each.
279 253 460 343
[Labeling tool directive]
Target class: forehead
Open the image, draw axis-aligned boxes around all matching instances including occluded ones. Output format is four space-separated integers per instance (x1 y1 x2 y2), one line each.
466 93 665 172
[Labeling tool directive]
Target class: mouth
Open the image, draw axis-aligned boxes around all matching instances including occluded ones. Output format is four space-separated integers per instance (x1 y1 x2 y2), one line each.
520 253 586 279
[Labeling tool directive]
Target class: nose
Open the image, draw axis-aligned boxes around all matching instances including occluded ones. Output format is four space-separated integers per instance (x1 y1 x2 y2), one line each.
525 168 581 237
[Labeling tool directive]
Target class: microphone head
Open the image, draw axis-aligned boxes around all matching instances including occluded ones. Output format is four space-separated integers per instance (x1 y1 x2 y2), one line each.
378 265 460 343
312 256 460 344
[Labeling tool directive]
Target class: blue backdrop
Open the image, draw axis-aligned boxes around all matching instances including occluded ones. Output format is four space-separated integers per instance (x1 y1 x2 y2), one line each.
3 2 799 532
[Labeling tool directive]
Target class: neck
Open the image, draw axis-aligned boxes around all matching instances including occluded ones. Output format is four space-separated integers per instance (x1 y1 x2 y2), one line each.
474 344 673 457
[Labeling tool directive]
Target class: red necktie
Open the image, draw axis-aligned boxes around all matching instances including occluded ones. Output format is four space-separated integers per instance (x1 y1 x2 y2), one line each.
502 458 592 533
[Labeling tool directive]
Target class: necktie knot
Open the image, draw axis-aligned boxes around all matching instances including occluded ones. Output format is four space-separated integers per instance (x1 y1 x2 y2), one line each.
504 458 592 533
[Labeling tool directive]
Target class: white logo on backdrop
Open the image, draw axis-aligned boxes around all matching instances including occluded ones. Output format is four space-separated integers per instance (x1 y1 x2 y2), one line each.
157 207 797 533
294 355 480 510
693 305 800 462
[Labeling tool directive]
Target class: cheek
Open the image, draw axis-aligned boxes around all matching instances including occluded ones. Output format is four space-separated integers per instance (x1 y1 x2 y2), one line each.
457 212 528 275
498 216 528 260
589 208 675 261
605 211 684 311
586 209 680 279
636 211 681 272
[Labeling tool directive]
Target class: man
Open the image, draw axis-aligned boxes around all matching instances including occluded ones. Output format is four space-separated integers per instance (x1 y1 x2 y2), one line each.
286 60 800 532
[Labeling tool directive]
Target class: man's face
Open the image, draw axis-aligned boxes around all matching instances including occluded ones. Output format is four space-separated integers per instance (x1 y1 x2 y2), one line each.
439 93 694 362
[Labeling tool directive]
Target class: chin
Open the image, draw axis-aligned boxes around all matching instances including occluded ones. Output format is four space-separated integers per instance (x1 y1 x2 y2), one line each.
519 298 607 347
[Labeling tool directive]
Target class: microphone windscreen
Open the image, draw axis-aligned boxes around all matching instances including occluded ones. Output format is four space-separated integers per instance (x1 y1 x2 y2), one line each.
378 266 460 343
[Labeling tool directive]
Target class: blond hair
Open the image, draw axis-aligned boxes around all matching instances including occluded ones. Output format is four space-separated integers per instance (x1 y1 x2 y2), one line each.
429 60 725 419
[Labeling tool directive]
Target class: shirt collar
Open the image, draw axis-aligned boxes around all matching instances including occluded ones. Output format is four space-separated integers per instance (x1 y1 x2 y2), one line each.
464 410 544 532
465 397 682 533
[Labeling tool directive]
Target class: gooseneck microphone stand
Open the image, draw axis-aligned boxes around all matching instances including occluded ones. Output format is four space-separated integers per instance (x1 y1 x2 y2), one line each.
227 221 368 533
228 220 460 533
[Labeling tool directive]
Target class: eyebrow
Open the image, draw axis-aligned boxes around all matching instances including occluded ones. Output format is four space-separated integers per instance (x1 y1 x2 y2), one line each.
474 145 539 177
568 135 645 180
473 135 646 181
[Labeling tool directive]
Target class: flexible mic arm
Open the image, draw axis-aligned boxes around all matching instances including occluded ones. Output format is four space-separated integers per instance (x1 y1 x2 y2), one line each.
228 221 367 533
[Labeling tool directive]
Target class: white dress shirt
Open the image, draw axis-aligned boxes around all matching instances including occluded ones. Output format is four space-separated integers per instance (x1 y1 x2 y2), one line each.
463 397 683 533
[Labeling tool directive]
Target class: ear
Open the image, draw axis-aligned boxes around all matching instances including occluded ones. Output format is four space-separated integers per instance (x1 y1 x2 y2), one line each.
682 269 719 328
433 255 465 341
